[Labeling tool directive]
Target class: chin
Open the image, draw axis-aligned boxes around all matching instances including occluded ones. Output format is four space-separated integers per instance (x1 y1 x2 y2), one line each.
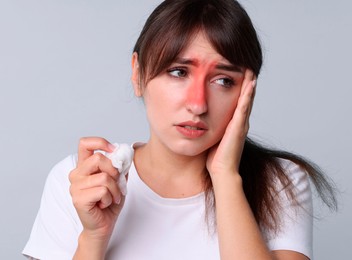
167 140 213 157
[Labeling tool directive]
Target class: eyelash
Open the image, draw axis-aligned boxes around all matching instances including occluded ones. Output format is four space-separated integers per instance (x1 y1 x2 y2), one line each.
166 67 236 88
213 77 236 88
167 67 188 78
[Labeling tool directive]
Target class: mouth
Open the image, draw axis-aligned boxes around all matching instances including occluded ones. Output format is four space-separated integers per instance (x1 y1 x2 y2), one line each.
175 121 208 138
183 125 204 130
176 121 208 130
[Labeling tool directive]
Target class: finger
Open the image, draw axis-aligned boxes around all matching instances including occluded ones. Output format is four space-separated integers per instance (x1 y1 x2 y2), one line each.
246 78 257 121
208 71 256 171
240 69 254 96
218 77 255 160
77 152 119 179
226 77 255 140
75 172 122 204
78 137 115 166
98 189 114 209
72 186 114 211
235 77 256 129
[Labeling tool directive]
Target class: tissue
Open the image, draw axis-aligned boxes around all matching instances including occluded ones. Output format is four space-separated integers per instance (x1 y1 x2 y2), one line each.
106 143 134 196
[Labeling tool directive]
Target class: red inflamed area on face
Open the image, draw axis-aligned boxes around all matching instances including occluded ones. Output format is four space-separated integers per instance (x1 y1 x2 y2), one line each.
174 57 241 73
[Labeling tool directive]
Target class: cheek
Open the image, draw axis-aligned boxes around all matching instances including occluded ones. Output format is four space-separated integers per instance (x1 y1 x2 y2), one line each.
214 89 240 116
220 103 237 126
210 91 240 132
143 83 182 125
144 91 165 123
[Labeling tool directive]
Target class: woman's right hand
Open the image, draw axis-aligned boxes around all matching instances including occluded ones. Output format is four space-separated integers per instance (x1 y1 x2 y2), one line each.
69 137 124 257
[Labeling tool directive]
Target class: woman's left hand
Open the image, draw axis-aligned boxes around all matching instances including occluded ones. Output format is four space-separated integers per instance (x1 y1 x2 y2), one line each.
206 69 256 177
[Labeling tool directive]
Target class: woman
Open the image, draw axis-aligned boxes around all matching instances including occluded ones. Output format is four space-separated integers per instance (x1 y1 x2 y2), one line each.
23 0 336 259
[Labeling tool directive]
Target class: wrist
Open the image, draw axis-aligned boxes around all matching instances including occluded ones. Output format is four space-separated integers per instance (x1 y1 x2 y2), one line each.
73 230 110 260
211 171 243 193
210 169 242 183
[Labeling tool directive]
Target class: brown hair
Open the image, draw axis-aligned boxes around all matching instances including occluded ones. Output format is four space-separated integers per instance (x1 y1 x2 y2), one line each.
133 0 262 83
133 0 337 232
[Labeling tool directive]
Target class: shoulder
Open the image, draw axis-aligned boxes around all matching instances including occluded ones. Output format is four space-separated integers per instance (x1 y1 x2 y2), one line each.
50 154 78 175
265 159 313 258
41 154 78 204
278 158 307 179
46 154 78 186
275 158 312 203
22 155 81 259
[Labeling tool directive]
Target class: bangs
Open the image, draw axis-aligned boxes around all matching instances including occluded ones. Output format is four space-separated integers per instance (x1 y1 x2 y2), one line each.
133 0 262 85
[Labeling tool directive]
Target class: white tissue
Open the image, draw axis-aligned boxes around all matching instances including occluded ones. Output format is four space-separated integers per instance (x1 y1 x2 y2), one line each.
105 143 134 196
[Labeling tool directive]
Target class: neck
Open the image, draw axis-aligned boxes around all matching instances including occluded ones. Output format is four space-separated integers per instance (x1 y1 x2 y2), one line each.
134 139 207 198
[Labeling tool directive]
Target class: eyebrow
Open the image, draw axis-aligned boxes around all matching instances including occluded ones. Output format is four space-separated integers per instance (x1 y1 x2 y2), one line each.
174 58 243 73
216 63 243 73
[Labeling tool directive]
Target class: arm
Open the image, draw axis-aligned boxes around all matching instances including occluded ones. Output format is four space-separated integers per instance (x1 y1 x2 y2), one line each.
212 173 309 260
206 70 310 260
73 231 110 260
69 137 125 260
211 171 271 259
207 70 271 259
22 155 84 259
272 251 309 260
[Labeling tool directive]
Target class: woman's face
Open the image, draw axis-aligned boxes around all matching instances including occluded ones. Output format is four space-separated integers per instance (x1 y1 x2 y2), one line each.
132 32 245 157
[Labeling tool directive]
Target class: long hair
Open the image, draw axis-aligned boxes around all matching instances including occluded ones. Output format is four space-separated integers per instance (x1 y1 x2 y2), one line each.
133 0 337 232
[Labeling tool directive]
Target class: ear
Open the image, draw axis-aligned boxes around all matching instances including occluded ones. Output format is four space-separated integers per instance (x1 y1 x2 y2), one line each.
131 52 143 97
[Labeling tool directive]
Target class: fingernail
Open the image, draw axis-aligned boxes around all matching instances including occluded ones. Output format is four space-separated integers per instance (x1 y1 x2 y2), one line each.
108 143 116 152
115 196 121 205
252 80 257 88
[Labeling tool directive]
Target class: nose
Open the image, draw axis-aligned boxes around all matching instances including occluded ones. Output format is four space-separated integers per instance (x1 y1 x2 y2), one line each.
185 77 208 115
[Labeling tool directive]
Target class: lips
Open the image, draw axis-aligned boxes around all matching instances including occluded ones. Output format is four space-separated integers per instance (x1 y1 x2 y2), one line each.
177 121 207 129
183 125 203 130
175 121 208 138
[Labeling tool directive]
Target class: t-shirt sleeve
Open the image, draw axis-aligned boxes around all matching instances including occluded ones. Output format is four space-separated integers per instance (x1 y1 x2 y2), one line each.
22 155 82 260
265 159 313 259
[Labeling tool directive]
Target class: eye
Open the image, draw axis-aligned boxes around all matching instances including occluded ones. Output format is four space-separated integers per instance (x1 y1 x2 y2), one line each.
213 77 235 88
167 67 188 78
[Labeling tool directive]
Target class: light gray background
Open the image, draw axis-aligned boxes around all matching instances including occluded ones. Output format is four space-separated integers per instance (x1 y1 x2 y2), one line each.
0 0 351 259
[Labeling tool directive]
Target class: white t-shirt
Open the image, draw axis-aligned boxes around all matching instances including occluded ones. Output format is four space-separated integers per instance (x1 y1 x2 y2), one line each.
23 151 313 259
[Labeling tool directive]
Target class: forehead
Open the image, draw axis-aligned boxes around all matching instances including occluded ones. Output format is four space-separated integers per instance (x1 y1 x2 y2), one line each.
177 32 231 65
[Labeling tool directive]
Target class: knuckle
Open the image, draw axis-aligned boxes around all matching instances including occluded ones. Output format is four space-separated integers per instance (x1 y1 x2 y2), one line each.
69 185 75 196
92 152 104 161
98 186 109 196
68 169 77 183
79 137 89 147
70 194 80 208
69 181 81 196
79 136 106 147
72 199 80 209
110 168 119 179
239 104 249 114
238 131 246 140
91 152 104 167
99 172 110 183
236 126 247 139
